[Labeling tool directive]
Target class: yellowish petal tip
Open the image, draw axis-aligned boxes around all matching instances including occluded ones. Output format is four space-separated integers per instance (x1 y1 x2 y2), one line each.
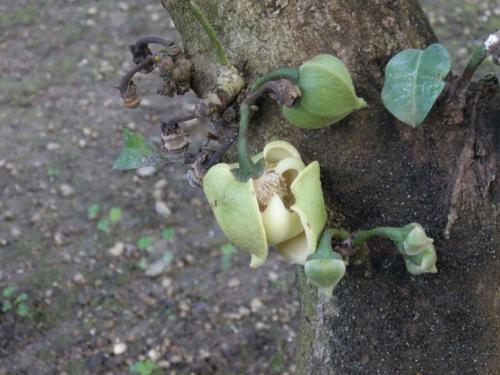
263 140 301 163
250 254 267 268
358 97 368 109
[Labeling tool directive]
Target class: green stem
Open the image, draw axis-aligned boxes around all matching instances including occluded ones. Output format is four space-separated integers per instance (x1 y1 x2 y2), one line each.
186 0 229 66
352 227 404 247
456 44 487 91
236 77 302 181
250 68 300 91
237 104 261 181
315 228 350 258
456 31 500 91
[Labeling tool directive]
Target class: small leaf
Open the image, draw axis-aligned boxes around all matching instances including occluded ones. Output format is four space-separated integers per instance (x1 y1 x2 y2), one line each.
87 203 100 220
16 303 30 317
97 218 110 233
220 243 237 270
162 251 174 264
113 129 163 171
2 301 12 313
137 235 154 251
47 167 60 177
2 286 16 298
14 293 28 305
269 351 286 374
130 359 158 375
138 258 148 270
382 43 451 127
109 207 123 223
221 243 237 256
161 228 175 241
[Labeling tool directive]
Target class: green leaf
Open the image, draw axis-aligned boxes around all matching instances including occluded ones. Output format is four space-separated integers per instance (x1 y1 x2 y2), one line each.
220 243 237 270
97 218 110 232
130 359 158 375
221 255 232 270
2 300 12 313
161 228 175 241
269 351 285 374
16 303 30 317
109 207 123 223
47 167 60 177
381 43 451 128
87 203 100 220
113 129 163 171
2 286 16 298
14 293 28 305
220 243 237 256
137 235 154 251
138 258 149 270
162 251 174 264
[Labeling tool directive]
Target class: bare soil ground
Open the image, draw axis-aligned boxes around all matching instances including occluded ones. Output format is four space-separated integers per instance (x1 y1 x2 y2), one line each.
0 1 497 374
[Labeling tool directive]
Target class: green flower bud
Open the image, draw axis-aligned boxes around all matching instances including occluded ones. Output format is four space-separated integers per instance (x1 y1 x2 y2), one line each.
304 229 347 298
401 223 434 256
353 222 438 276
282 54 367 129
305 254 346 298
203 141 327 268
403 244 438 275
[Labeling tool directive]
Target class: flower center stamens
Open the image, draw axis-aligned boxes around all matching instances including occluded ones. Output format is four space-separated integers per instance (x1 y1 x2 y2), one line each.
253 168 291 211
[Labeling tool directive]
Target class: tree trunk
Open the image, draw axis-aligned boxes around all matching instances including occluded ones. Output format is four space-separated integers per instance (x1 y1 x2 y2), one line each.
161 1 499 374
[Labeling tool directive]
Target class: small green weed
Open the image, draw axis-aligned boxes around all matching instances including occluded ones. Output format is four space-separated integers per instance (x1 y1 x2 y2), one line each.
1 286 32 318
220 243 237 270
87 203 100 220
130 359 159 375
161 227 175 241
92 206 123 233
137 235 154 251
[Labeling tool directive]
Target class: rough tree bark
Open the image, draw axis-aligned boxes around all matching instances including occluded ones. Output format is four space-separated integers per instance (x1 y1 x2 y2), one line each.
161 1 499 374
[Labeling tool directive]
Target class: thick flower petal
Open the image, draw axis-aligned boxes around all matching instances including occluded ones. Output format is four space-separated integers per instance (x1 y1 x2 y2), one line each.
203 163 268 268
276 232 312 265
263 140 302 164
282 105 345 129
290 161 327 255
304 257 346 297
404 244 437 275
403 223 434 255
261 195 304 245
274 156 305 186
297 54 367 119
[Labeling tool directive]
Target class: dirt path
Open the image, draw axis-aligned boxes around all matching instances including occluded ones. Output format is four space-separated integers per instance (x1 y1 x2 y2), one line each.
0 1 497 374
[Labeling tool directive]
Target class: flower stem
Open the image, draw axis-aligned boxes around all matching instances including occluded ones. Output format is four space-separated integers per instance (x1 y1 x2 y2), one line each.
456 45 487 92
352 227 404 248
456 31 500 92
315 228 349 257
250 68 299 91
235 79 301 181
186 0 229 66
236 103 261 181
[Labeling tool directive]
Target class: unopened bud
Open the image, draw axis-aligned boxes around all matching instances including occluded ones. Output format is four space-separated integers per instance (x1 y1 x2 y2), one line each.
402 223 434 255
305 254 346 298
403 244 437 275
